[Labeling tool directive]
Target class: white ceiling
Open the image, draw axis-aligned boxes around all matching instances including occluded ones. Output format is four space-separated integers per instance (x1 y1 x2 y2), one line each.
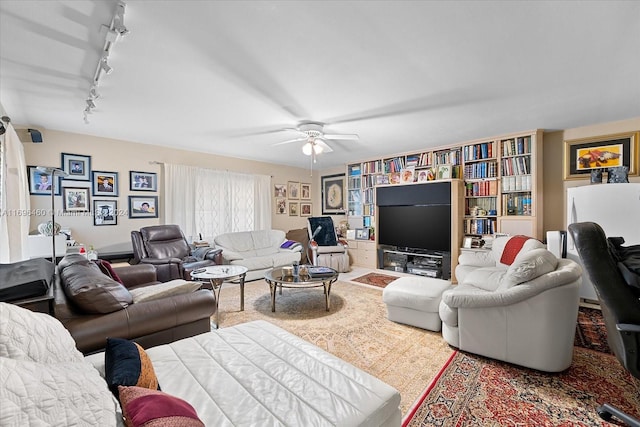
1 1 639 170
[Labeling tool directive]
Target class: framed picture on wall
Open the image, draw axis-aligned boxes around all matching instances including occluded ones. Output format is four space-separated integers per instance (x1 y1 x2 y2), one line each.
563 131 638 180
321 173 345 215
275 198 286 215
300 183 311 200
61 153 91 181
288 181 300 199
300 202 312 216
92 171 118 196
128 195 158 218
274 183 287 197
93 199 118 226
289 202 299 216
27 165 62 195
63 187 90 212
130 171 157 191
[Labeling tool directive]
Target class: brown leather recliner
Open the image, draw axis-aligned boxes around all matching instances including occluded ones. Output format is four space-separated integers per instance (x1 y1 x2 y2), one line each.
131 225 222 282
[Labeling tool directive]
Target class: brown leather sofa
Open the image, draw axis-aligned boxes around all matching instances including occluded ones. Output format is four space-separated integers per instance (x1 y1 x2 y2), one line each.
54 254 215 354
131 224 223 281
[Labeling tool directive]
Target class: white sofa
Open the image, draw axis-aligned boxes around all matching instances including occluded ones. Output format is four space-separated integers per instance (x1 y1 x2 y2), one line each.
439 236 582 372
214 229 302 281
0 303 401 426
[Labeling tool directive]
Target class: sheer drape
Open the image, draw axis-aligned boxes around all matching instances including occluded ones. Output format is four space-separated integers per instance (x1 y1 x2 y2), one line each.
0 123 30 262
164 163 271 241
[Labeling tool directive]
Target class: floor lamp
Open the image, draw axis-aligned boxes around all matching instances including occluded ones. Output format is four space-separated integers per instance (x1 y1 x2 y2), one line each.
36 166 68 267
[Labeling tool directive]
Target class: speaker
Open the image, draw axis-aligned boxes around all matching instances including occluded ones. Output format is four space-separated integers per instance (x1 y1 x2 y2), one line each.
28 129 43 143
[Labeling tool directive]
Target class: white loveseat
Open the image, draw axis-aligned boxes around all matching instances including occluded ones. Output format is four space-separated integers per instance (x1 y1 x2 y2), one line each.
0 303 401 426
214 229 302 281
439 236 582 372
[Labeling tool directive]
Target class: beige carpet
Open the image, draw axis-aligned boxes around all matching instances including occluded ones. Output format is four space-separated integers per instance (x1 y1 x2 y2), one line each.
215 279 453 415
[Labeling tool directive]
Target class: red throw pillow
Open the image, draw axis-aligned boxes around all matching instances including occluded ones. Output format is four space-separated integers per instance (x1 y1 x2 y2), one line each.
118 386 204 427
93 259 124 284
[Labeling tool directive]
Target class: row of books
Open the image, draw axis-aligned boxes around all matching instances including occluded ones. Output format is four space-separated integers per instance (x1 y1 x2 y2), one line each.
465 180 498 197
502 156 531 176
362 160 383 174
463 141 496 161
363 204 375 216
501 175 532 192
501 136 531 157
384 157 405 173
465 197 497 213
463 161 499 179
464 218 497 235
347 176 361 189
502 194 533 216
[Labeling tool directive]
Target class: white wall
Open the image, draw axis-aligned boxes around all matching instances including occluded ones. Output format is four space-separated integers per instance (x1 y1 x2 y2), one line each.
22 128 337 252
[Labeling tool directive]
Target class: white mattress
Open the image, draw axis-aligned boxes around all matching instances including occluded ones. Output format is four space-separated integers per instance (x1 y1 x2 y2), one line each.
87 320 401 426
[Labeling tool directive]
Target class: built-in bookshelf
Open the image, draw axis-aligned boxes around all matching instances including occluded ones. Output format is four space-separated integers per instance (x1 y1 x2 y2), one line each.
345 129 543 265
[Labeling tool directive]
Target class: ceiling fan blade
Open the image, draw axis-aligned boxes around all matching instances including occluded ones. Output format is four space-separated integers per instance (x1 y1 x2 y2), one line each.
272 137 308 146
323 133 359 141
315 139 333 153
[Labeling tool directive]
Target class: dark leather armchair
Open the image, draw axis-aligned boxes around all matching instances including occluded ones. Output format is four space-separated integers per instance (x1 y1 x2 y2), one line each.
568 222 640 427
131 225 222 282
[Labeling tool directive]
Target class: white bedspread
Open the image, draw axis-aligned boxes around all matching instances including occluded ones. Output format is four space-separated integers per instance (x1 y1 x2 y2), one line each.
87 320 401 426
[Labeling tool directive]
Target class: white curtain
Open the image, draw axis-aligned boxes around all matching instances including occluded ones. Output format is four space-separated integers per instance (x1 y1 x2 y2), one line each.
164 163 271 241
0 123 30 262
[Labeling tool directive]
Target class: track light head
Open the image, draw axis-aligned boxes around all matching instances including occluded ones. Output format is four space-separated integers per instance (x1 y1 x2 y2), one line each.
89 86 100 99
100 57 113 75
86 99 97 109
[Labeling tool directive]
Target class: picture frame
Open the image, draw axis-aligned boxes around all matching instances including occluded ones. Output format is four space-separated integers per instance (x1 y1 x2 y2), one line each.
289 201 298 216
300 202 312 217
128 195 159 218
463 236 474 249
27 165 61 195
275 198 286 215
355 228 370 240
300 183 311 200
437 164 453 180
93 199 118 226
288 181 300 199
129 171 158 191
321 173 345 215
61 153 91 181
63 187 90 212
563 131 638 180
274 183 287 198
92 171 118 197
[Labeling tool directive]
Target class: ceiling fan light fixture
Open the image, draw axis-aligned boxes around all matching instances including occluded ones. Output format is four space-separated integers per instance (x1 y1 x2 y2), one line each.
313 143 323 154
302 141 313 156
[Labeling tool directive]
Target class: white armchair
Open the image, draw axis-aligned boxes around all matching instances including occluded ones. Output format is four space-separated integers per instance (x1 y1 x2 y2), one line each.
307 217 350 273
439 236 582 372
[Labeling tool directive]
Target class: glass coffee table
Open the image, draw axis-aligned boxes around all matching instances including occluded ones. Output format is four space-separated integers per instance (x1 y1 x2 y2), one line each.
264 266 338 312
191 265 248 328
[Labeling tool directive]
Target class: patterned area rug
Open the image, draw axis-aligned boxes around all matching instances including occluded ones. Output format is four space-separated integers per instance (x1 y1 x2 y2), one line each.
575 306 612 354
216 280 453 414
351 272 400 288
404 348 640 426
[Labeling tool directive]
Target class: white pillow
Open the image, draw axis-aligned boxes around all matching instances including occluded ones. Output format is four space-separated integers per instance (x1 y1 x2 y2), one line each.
129 280 202 303
0 357 119 426
460 267 506 291
0 302 83 363
500 248 559 289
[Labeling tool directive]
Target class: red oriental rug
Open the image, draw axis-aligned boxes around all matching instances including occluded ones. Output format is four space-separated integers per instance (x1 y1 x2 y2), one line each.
352 272 399 288
403 348 640 426
575 306 612 354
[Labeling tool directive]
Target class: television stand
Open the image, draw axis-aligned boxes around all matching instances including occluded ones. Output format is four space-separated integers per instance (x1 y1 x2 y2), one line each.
381 248 451 280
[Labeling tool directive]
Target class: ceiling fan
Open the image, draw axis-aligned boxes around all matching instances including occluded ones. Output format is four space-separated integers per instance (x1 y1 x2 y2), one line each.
272 121 359 156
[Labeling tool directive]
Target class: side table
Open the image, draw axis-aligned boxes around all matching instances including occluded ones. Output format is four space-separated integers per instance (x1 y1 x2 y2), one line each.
10 284 55 316
191 265 248 329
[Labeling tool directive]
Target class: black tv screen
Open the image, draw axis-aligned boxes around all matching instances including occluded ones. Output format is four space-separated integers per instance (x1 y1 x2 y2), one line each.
377 205 451 252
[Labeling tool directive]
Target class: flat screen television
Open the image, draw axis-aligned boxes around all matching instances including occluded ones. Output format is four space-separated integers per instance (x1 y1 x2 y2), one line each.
377 204 451 252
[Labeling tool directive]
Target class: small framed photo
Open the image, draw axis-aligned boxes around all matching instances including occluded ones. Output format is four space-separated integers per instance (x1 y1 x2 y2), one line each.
63 187 90 212
289 201 298 216
61 153 91 181
93 199 118 226
92 171 118 197
274 183 287 197
129 195 158 218
27 165 61 195
437 164 453 179
463 236 474 249
300 183 311 200
275 198 286 214
355 228 370 240
300 202 312 217
288 181 300 199
130 171 157 191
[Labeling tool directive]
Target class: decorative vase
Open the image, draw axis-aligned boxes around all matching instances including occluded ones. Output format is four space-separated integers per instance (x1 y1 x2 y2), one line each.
37 221 61 236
